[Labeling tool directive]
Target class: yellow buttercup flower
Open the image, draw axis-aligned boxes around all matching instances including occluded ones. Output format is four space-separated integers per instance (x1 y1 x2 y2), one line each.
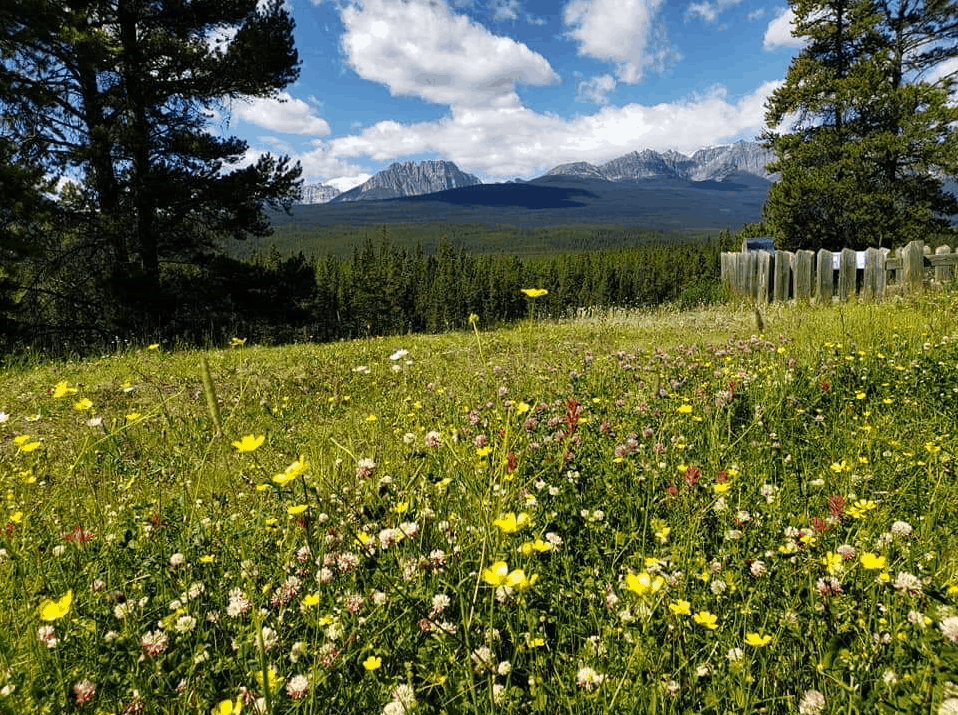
692 610 719 630
72 398 93 411
520 288 548 298
822 552 844 575
302 593 320 609
668 599 691 616
624 571 664 597
860 552 887 570
363 655 382 672
272 455 308 485
505 568 538 593
287 504 308 516
39 590 73 621
254 668 282 692
493 512 531 533
52 381 78 398
519 538 553 555
745 632 773 647
212 697 243 715
482 560 510 587
232 434 265 453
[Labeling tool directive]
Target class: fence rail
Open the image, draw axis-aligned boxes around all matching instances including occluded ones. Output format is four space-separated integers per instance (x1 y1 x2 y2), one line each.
720 240 958 303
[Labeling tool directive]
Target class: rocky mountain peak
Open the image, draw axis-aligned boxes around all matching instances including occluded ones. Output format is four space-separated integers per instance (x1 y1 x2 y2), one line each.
330 160 482 203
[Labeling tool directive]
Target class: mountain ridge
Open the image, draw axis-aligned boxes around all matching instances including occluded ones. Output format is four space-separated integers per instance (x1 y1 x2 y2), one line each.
329 160 482 203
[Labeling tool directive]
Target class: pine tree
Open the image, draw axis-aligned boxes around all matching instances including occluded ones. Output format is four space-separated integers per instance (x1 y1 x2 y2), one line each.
1 0 302 334
762 0 958 251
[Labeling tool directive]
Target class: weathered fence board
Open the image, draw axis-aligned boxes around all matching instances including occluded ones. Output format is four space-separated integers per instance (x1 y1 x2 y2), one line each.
721 240 954 303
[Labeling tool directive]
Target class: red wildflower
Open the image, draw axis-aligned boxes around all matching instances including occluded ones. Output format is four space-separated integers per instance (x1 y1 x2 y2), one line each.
684 465 700 487
810 516 829 533
665 483 679 497
827 494 845 519
62 527 94 542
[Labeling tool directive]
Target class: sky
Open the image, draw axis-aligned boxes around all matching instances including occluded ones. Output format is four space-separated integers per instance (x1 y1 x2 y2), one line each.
225 0 810 190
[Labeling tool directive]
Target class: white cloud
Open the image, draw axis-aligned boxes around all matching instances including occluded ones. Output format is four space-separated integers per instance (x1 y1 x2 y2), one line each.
575 73 617 105
339 0 559 108
746 7 766 20
562 0 681 84
763 7 803 51
233 92 331 135
489 0 521 21
685 0 743 24
325 80 783 180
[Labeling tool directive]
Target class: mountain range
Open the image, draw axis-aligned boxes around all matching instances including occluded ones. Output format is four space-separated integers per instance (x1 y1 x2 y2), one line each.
296 141 775 205
281 142 956 231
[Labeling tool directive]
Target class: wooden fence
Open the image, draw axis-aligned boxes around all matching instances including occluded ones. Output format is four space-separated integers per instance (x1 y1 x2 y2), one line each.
721 240 958 303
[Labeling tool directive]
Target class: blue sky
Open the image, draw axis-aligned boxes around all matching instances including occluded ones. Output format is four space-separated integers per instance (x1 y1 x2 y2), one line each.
227 0 809 189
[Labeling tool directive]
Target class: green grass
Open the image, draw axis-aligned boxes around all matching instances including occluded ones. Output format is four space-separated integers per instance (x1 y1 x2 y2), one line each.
3 295 958 714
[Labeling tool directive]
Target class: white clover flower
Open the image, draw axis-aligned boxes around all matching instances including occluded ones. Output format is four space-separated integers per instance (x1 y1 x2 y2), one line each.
576 666 605 691
286 674 309 700
894 572 923 596
940 616 958 643
891 520 913 537
37 625 58 649
799 689 826 715
174 615 197 634
257 627 279 651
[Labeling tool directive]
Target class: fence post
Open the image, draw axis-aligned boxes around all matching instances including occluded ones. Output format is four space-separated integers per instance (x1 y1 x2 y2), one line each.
745 252 757 299
756 251 772 303
793 250 813 303
815 249 833 304
862 247 886 302
901 240 925 293
935 245 953 286
838 248 857 302
775 250 793 302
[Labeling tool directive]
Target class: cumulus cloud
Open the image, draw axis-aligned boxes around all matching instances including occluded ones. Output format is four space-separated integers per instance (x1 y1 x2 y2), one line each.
325 80 782 180
685 0 743 24
763 7 803 51
562 0 681 84
232 92 331 135
339 0 559 108
575 74 617 105
747 7 766 20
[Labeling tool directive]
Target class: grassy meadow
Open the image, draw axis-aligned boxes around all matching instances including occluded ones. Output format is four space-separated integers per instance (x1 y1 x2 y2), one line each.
3 295 958 714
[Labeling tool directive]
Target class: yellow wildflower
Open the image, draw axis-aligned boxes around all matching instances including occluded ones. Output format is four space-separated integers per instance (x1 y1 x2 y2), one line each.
624 571 664 597
482 561 510 587
692 610 719 630
668 599 691 616
232 434 265 453
860 552 887 570
520 288 548 298
494 512 531 533
39 590 73 621
745 632 773 647
52 381 77 398
363 655 382 672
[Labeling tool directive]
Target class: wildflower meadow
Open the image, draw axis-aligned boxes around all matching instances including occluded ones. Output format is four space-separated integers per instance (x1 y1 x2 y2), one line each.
2 295 958 714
